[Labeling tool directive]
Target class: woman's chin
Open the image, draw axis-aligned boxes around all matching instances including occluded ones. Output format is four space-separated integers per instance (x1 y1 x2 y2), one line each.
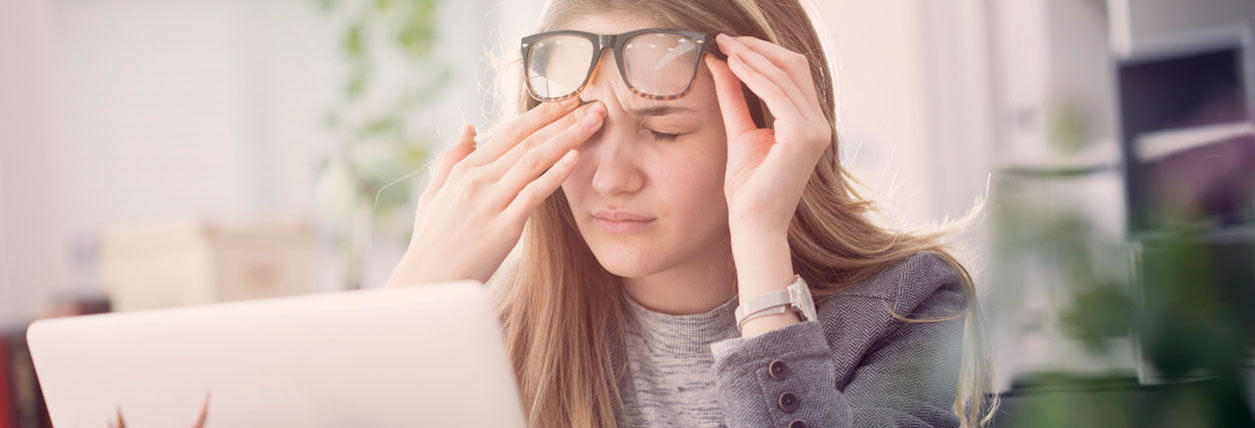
589 246 659 279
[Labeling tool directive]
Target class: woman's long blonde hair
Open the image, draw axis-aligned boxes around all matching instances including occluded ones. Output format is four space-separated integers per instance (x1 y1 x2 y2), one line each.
480 0 997 426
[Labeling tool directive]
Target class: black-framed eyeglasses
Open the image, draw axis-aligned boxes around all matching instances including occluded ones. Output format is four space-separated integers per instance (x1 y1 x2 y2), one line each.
520 28 726 102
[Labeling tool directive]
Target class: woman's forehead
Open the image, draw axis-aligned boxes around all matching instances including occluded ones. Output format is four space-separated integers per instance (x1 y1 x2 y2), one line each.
551 13 661 34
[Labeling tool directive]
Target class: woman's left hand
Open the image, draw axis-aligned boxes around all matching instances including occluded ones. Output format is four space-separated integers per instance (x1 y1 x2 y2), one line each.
706 33 832 233
707 34 832 336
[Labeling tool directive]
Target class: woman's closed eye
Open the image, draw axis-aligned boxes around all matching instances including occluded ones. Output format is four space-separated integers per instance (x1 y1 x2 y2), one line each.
641 124 684 142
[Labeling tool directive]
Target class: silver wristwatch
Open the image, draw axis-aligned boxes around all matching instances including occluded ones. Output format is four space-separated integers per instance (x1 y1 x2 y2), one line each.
734 274 818 330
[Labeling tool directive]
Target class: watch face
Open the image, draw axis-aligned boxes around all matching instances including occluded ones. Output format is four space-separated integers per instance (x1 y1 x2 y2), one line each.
791 276 818 322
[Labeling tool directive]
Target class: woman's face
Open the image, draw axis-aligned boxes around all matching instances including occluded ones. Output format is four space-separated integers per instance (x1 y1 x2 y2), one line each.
557 14 732 279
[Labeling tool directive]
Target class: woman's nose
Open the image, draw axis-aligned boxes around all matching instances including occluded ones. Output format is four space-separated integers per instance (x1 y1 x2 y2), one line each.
590 142 646 197
576 51 646 196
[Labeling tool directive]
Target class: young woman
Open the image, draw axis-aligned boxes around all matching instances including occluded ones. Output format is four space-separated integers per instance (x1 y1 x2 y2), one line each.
385 0 996 427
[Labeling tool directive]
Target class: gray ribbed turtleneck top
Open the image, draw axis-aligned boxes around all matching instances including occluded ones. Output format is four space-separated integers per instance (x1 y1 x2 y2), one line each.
619 288 740 428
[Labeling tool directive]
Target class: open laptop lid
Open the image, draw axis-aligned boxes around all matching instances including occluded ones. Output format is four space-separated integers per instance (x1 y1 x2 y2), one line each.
27 281 526 427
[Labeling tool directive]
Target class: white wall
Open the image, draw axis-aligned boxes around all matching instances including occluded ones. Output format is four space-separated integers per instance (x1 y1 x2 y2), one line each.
0 0 67 324
53 0 336 237
815 1 937 223
918 1 999 223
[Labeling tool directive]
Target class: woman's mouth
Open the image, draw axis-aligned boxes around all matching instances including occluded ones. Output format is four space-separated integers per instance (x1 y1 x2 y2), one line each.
593 210 656 234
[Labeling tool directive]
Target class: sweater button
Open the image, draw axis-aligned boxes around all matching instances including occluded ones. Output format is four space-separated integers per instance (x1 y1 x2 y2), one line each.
777 391 800 413
788 419 808 428
768 359 789 380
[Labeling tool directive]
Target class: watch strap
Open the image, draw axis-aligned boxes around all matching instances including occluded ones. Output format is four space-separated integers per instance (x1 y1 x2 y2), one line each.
734 288 792 328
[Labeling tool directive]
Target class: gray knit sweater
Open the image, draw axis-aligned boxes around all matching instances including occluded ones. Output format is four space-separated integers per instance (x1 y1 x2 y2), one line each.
609 252 968 428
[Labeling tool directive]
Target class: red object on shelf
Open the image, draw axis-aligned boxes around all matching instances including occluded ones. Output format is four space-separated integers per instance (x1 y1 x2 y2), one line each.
2 293 109 428
1 325 51 428
0 335 10 427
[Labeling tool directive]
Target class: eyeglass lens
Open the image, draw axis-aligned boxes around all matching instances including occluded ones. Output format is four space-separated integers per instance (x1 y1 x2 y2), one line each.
526 32 701 100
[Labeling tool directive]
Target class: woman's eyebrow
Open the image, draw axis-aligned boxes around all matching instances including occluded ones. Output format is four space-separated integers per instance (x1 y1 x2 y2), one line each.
626 105 696 117
577 99 695 117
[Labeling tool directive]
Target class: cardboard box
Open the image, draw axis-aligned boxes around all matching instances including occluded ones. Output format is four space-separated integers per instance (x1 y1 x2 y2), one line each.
99 219 315 311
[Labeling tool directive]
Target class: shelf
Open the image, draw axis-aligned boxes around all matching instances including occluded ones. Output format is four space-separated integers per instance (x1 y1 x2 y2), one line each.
998 142 1123 178
1136 121 1255 162
1130 222 1255 243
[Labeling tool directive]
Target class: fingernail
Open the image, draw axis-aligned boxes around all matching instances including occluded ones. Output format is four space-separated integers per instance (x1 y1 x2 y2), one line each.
561 149 578 165
562 97 578 107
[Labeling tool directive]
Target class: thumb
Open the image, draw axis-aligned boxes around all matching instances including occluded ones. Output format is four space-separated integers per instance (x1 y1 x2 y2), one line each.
420 123 478 207
431 124 478 189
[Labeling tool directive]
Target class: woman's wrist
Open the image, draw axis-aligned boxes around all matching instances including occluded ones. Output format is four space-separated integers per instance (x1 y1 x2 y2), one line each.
385 246 444 287
729 223 800 337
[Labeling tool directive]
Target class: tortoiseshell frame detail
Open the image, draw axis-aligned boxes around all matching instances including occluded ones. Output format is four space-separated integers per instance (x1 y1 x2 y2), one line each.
520 28 727 102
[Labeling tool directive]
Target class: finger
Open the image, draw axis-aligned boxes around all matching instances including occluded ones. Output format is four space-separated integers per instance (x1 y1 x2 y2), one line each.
716 35 814 122
115 408 126 428
490 101 604 175
494 104 603 205
190 392 209 428
424 123 477 199
503 149 580 223
725 52 804 127
722 35 822 114
704 55 758 138
465 97 580 165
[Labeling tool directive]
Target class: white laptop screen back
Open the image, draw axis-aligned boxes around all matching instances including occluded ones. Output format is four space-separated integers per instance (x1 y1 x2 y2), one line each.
27 281 526 427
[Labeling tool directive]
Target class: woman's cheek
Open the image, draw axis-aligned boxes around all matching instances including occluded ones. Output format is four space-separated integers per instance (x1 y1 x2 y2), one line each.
560 158 593 197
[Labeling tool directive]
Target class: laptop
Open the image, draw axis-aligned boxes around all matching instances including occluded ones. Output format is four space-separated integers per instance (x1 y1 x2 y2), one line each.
26 281 527 427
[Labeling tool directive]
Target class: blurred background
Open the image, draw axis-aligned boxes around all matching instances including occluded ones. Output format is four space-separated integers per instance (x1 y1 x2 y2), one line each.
1 0 1254 426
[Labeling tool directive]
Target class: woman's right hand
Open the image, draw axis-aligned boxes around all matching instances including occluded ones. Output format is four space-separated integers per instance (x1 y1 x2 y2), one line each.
384 98 606 287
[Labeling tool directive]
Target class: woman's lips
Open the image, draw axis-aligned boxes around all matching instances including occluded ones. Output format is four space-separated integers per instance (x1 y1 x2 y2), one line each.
593 210 656 233
594 217 655 233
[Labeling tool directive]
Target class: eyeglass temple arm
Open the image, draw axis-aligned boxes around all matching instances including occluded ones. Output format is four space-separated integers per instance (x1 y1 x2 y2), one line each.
704 36 729 61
